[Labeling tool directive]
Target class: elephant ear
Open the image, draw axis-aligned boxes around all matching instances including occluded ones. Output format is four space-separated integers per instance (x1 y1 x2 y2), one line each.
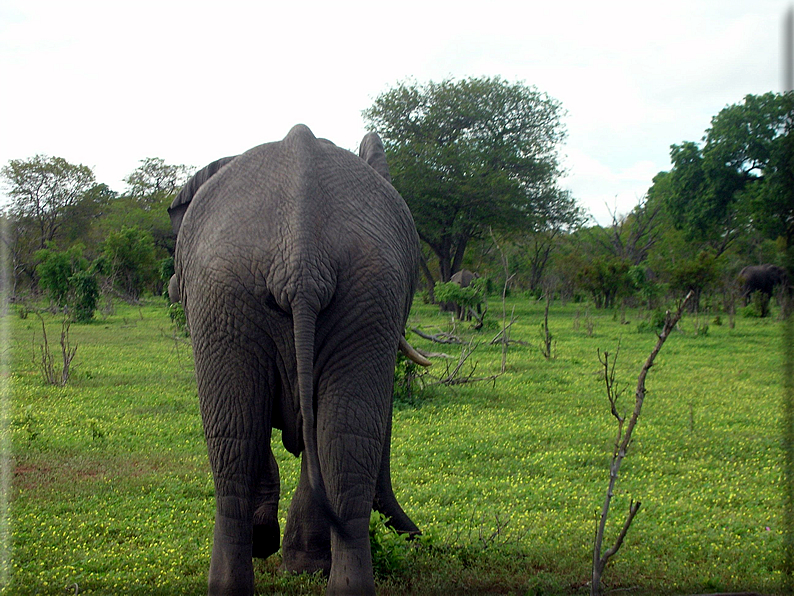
358 132 391 183
168 155 238 236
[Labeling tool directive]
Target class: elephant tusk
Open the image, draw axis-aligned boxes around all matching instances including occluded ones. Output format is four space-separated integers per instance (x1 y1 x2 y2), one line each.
399 336 432 367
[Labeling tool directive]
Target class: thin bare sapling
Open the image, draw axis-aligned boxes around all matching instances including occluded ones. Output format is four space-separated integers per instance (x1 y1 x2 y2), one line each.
591 291 692 596
32 311 77 386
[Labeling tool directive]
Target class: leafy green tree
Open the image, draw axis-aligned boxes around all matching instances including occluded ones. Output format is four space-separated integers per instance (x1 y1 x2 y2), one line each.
577 256 631 309
101 226 157 299
123 157 192 207
1 155 98 249
35 243 89 307
363 76 568 281
516 191 586 292
92 158 193 258
34 243 99 321
659 92 794 255
747 97 794 247
68 270 100 322
57 183 117 250
669 250 719 311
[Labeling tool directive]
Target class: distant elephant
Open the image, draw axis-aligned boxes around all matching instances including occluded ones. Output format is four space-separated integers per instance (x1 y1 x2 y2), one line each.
738 264 789 304
168 125 430 596
450 269 481 320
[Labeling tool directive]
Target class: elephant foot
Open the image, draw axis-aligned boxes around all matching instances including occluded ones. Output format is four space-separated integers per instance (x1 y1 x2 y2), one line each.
327 517 375 596
252 519 280 559
208 514 255 596
280 546 331 576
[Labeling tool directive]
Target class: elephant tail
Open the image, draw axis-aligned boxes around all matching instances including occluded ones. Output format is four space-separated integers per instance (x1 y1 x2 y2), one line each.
292 301 349 540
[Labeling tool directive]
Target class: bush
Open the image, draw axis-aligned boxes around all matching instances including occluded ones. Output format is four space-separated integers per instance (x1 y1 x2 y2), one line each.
393 352 422 408
168 303 189 336
35 244 98 322
159 257 175 299
434 277 487 320
69 270 99 323
742 290 771 318
35 243 89 307
101 226 157 299
636 308 666 333
369 512 411 579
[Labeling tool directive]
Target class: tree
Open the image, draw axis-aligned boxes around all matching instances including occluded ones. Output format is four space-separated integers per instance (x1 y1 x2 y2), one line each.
34 243 99 322
577 255 632 309
746 94 794 247
669 250 719 312
100 158 194 257
1 155 98 249
100 226 157 299
35 243 89 307
517 190 586 292
659 92 794 255
123 157 192 207
363 76 568 281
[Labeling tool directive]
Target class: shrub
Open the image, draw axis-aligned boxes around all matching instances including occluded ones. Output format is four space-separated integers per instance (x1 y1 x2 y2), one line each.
69 270 99 323
35 244 98 322
636 308 666 333
434 277 487 320
35 243 89 307
393 352 422 408
101 226 157 299
742 291 771 318
369 512 411 579
159 257 175 299
168 302 189 336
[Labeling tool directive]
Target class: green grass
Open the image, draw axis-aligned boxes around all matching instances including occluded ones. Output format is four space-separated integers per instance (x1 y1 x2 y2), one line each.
3 297 786 594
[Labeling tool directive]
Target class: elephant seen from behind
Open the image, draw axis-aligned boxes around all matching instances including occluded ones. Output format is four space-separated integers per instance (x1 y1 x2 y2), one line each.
450 269 483 321
168 125 430 595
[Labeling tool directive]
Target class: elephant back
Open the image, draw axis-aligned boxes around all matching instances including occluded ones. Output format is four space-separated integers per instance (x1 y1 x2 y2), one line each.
168 155 238 236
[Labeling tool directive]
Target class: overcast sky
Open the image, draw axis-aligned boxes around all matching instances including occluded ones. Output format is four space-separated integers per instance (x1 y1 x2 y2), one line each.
1 0 790 225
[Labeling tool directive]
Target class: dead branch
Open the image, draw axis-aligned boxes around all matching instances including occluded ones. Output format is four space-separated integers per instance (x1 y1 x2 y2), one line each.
490 318 517 344
410 327 464 345
539 291 555 359
591 291 693 596
428 341 500 387
417 349 453 359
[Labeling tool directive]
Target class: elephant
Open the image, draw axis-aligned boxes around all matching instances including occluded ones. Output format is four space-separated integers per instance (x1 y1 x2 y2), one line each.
450 269 482 321
168 124 431 595
738 264 789 305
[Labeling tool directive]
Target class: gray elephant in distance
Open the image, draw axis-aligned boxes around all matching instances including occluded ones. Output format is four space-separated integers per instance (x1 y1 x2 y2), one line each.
738 264 789 304
168 125 430 596
450 269 481 321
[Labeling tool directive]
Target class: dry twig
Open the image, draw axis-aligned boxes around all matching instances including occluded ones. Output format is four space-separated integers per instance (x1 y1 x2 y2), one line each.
410 327 464 345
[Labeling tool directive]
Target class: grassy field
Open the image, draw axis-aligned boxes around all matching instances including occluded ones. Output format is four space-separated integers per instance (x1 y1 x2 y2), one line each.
2 295 786 595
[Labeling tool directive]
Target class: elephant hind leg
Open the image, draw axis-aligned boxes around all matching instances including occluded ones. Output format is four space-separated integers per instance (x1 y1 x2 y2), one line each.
193 334 275 595
373 400 420 537
252 446 280 559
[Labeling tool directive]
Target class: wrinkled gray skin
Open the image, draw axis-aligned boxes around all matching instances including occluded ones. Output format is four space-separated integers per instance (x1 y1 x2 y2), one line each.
450 269 481 320
739 264 789 304
169 125 422 595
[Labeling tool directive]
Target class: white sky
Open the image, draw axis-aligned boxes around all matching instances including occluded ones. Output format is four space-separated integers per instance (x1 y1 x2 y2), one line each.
0 0 789 225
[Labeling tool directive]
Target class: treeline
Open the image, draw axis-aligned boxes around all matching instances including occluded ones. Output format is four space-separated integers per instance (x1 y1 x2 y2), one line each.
366 80 793 317
3 77 792 321
1 156 192 319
